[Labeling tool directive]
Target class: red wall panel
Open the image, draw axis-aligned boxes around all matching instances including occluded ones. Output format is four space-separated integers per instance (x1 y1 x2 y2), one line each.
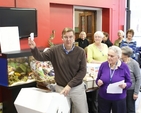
49 0 114 8
16 0 50 49
50 4 73 45
0 0 14 7
102 8 110 34
111 0 125 42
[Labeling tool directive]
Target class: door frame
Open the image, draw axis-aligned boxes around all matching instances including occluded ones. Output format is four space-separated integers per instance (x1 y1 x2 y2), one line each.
73 6 102 32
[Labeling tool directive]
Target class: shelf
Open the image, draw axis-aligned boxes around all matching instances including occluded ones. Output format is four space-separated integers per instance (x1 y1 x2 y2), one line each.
0 47 44 58
9 79 36 87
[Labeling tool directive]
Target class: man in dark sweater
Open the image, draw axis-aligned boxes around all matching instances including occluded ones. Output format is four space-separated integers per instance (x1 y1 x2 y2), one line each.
28 28 88 113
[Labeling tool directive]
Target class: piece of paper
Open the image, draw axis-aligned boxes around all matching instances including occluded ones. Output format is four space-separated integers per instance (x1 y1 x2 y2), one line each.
107 80 124 94
0 26 20 53
30 32 34 41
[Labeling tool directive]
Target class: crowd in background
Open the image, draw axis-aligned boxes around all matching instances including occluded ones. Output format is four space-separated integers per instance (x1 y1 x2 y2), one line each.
75 29 141 113
28 27 141 113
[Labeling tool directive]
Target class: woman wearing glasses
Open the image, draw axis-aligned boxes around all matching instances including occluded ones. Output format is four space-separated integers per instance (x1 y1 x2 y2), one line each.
96 46 132 113
87 31 108 64
86 31 108 113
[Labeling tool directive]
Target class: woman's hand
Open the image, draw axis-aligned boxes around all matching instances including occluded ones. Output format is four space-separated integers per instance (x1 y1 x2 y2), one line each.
119 83 127 89
133 94 138 100
28 37 36 49
97 79 103 87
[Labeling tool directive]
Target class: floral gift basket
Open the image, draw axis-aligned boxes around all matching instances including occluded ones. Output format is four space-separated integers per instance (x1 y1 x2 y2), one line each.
29 56 55 88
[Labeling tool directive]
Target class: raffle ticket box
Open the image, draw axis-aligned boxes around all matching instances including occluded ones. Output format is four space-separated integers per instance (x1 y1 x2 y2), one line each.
83 63 101 89
14 87 70 113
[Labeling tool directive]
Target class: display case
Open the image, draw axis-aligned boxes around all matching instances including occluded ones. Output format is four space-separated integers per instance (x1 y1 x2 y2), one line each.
0 48 44 113
0 48 43 87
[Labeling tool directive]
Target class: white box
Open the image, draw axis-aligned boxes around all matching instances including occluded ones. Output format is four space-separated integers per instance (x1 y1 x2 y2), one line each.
87 63 101 80
83 74 97 89
14 87 70 113
84 79 95 89
83 63 101 89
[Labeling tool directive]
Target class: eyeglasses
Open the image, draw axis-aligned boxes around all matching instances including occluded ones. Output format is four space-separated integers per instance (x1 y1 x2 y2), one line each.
63 36 74 40
108 54 115 58
94 36 102 38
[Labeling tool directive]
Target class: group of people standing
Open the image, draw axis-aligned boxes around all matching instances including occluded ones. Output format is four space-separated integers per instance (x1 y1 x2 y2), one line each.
76 29 141 113
28 27 141 113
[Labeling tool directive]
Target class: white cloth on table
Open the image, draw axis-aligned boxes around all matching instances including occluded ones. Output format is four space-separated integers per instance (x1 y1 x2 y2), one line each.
136 92 141 113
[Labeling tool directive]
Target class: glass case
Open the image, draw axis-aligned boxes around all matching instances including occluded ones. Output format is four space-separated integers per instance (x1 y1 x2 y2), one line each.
0 49 39 87
8 56 35 86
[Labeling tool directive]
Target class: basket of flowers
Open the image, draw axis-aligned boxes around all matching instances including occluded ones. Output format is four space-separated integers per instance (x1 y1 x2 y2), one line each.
29 56 55 89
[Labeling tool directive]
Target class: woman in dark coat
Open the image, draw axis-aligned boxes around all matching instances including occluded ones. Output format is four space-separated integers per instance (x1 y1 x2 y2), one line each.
102 32 113 47
75 31 89 49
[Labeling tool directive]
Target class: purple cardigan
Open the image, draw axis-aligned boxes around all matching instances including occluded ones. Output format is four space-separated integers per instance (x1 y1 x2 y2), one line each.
96 61 132 100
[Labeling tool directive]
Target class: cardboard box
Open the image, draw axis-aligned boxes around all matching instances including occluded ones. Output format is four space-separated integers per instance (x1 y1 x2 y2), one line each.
87 63 101 80
83 74 98 89
84 80 95 89
83 63 101 89
14 87 70 113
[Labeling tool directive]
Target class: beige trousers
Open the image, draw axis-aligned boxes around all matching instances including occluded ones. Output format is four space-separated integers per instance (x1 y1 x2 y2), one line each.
55 82 89 113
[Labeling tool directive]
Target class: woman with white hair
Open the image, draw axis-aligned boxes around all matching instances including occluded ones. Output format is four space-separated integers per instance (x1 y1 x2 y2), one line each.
86 31 108 113
114 30 124 47
75 31 89 49
96 46 132 113
87 31 108 64
121 46 141 113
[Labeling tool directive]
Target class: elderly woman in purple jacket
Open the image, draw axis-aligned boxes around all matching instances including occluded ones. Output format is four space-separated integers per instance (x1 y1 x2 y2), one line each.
96 46 132 113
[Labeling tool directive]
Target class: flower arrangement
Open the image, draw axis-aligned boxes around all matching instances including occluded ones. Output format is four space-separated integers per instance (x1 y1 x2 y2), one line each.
49 30 55 47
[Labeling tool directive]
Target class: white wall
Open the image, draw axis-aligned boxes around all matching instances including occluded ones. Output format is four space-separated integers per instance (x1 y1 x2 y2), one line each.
96 10 102 31
75 11 83 27
130 0 141 46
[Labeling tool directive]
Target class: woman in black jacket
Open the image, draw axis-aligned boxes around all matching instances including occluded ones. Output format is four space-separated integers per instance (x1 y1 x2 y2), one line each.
102 32 113 47
75 31 89 49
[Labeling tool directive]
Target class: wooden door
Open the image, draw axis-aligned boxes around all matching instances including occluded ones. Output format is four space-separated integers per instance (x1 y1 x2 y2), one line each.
79 11 96 44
